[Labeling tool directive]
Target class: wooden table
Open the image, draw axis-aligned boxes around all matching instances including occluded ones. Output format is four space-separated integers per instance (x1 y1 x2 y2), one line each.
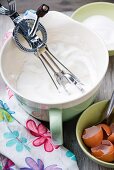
0 12 114 170
1 0 114 13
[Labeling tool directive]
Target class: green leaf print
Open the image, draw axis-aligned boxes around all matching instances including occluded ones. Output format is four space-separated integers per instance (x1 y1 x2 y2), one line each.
0 108 14 122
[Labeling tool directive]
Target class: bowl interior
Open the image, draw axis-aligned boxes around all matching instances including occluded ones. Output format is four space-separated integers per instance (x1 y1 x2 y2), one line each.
71 2 114 22
71 2 114 55
76 100 114 168
0 12 109 104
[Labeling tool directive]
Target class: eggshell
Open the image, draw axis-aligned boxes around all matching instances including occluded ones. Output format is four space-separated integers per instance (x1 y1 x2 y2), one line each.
108 123 114 143
97 124 111 136
110 123 114 133
82 126 103 147
98 150 114 162
91 140 114 162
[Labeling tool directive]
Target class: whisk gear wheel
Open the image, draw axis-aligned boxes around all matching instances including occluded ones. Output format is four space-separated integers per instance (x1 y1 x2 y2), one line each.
13 19 47 53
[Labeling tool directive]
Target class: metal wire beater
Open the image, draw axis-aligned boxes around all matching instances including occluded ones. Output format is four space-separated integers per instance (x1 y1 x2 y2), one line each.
0 1 84 94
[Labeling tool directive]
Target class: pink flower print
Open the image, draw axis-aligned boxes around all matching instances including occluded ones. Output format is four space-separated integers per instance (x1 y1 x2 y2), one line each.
26 120 59 152
4 31 12 43
3 158 15 170
6 86 14 99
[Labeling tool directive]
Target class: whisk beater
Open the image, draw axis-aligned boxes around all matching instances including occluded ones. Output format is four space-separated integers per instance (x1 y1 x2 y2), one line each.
0 1 84 94
37 45 84 93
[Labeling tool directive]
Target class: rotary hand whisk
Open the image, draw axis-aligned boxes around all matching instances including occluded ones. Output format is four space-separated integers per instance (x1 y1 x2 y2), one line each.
0 0 84 94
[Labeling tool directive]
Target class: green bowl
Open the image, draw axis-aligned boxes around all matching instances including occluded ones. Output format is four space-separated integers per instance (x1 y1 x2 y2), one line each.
76 100 114 168
71 2 114 56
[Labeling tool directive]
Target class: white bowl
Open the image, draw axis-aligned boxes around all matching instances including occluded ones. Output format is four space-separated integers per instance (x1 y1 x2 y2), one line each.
0 11 109 144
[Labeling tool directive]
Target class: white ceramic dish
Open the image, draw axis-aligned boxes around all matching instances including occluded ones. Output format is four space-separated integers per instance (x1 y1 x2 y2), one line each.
71 2 114 56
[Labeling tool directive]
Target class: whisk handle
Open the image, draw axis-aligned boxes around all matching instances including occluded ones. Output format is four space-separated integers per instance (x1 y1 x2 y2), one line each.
36 4 49 18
